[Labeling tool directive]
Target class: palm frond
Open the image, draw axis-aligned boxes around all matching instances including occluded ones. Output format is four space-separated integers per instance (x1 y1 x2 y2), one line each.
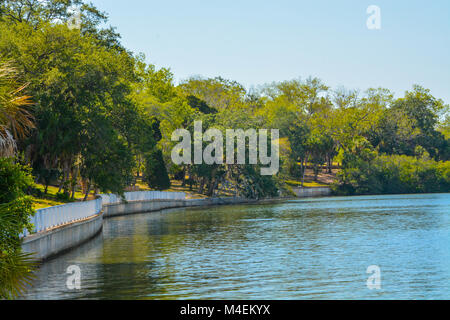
0 60 35 152
0 251 37 300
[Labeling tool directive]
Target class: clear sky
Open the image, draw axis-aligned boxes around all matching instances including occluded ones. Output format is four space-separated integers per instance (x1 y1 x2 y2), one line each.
90 0 450 103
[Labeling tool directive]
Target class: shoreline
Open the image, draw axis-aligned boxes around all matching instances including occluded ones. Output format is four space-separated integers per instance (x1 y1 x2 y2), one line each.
22 186 333 262
23 189 450 262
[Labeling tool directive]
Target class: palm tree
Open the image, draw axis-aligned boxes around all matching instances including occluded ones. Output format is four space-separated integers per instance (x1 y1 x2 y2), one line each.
0 61 34 157
0 60 36 300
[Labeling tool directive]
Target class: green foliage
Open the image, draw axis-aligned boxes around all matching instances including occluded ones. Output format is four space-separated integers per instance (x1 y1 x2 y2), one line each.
334 151 450 195
144 148 171 190
0 157 36 299
438 114 450 140
179 76 246 111
55 192 72 202
133 55 177 104
0 157 33 203
186 95 217 114
236 165 279 199
0 60 34 157
0 5 158 197
0 0 120 48
80 114 135 195
369 85 449 161
287 120 310 163
0 250 36 300
0 158 35 249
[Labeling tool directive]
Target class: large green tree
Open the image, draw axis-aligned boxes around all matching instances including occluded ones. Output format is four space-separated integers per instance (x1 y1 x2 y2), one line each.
0 8 153 197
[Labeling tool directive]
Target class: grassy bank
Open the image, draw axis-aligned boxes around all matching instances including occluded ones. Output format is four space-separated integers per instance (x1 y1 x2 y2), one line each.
31 185 96 210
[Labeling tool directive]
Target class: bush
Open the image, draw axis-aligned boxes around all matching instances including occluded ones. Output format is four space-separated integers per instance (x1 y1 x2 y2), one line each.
0 158 35 243
334 153 450 195
56 192 72 202
0 158 34 204
237 165 279 199
144 148 171 190
0 157 36 299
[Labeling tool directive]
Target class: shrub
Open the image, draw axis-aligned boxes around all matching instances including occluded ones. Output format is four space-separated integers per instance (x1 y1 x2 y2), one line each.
144 148 171 190
56 192 72 202
334 153 450 195
0 157 36 299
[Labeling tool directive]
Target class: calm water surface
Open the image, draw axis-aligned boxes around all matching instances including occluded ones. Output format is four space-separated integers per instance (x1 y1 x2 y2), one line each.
22 194 450 300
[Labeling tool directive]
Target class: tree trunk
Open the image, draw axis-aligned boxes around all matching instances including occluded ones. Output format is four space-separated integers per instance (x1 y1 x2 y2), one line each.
83 181 91 201
198 177 205 194
299 158 304 187
207 168 219 197
328 155 332 174
207 179 217 197
61 159 71 195
188 171 193 190
136 154 141 179
181 166 187 186
301 155 309 187
71 165 79 200
58 171 65 193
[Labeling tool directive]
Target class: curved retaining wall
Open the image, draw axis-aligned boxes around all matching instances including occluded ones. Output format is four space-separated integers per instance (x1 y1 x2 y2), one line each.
22 197 258 261
103 199 186 217
102 197 259 218
21 212 103 261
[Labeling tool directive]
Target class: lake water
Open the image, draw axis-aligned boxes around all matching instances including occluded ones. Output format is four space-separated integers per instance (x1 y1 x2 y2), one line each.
21 193 450 300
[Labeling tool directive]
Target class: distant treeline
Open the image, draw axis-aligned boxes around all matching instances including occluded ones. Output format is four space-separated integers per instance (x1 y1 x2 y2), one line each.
334 145 449 195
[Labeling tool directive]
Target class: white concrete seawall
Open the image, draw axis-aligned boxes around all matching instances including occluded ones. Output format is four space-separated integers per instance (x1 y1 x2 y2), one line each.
102 197 261 218
21 212 103 261
292 187 332 198
21 195 256 261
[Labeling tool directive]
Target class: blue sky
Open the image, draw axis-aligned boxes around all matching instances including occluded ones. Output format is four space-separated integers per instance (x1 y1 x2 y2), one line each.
90 0 450 103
